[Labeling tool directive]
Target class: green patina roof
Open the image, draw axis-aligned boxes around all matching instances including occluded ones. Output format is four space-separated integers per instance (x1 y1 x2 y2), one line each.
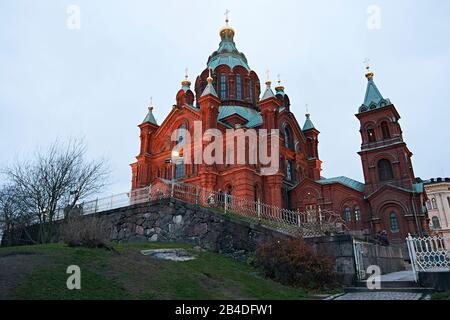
201 81 219 98
318 176 365 193
207 30 250 71
142 109 157 125
358 78 392 113
218 106 263 128
413 182 424 193
302 114 315 131
261 86 275 101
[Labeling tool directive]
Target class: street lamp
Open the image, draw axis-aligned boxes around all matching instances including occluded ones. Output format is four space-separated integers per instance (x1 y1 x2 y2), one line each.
171 150 180 198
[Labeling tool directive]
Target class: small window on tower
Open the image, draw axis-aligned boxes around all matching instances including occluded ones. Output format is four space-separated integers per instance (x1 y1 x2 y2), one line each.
236 74 242 100
367 127 376 143
381 121 391 140
378 159 394 182
249 79 254 103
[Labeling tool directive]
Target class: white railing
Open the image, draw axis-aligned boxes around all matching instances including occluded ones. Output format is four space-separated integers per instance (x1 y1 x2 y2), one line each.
406 233 450 281
57 179 346 238
79 185 170 215
159 179 346 238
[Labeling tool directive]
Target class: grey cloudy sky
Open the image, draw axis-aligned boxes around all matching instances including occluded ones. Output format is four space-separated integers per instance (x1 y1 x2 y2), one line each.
1 0 449 195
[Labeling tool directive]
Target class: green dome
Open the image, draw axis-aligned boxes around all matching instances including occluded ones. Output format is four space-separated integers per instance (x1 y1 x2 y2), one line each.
207 28 250 71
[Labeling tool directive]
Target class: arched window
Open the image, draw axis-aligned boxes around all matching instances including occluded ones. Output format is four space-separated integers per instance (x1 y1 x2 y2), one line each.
426 200 432 210
176 123 187 146
220 73 227 100
236 74 242 100
249 79 254 103
381 121 391 140
283 125 292 149
432 216 441 229
367 126 376 143
175 159 185 179
431 198 438 209
354 206 361 222
378 159 394 182
286 160 294 181
344 207 351 223
390 213 400 233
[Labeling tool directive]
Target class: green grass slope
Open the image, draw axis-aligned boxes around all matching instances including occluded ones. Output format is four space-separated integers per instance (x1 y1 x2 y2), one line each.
0 243 312 300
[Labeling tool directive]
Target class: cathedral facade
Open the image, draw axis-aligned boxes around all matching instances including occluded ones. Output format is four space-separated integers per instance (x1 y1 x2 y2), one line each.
130 20 429 243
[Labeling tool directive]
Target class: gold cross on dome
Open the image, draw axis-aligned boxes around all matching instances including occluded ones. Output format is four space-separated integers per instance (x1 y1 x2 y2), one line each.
148 97 153 111
184 67 189 80
363 58 371 70
277 74 281 85
224 9 230 25
266 70 270 81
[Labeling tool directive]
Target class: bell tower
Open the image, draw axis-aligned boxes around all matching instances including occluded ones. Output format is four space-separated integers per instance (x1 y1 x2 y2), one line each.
356 66 416 195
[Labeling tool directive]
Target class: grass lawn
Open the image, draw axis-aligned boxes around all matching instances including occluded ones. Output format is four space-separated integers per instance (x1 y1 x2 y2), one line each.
0 242 319 300
432 291 450 300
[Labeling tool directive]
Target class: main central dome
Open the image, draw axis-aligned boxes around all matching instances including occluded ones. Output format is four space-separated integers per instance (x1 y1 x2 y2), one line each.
206 26 251 71
195 22 261 110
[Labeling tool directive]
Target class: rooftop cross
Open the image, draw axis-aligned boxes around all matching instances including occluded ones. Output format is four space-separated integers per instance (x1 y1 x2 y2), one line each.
277 74 281 85
148 97 153 111
184 67 189 80
363 58 374 80
224 9 230 25
363 58 371 71
266 70 270 81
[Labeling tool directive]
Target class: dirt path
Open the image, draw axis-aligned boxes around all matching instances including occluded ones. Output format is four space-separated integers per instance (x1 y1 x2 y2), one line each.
0 251 49 299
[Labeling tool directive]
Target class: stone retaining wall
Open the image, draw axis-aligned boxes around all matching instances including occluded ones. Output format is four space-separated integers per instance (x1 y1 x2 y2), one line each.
2 198 407 285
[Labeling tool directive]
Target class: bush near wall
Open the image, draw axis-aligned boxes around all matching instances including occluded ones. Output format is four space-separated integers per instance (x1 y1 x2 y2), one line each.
60 214 107 248
252 239 337 289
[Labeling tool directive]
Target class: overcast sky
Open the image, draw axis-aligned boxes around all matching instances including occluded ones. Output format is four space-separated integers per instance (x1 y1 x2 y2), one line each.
1 0 449 195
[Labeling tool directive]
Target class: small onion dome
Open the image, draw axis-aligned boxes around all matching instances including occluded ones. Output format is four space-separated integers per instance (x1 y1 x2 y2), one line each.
275 77 285 94
365 66 374 80
181 69 191 91
220 12 235 38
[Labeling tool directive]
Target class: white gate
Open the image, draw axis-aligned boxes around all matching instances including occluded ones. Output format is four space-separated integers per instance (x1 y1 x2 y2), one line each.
406 233 450 282
353 239 366 280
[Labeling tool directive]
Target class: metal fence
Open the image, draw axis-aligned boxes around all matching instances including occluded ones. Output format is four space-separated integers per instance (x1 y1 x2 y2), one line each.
406 233 450 281
159 179 346 238
58 179 346 238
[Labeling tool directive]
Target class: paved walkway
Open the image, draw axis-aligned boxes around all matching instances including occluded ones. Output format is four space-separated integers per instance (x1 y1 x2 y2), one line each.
380 270 415 282
335 292 422 300
332 270 424 300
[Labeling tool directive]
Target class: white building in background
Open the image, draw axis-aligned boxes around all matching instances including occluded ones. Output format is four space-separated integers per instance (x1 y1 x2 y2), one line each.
424 178 450 242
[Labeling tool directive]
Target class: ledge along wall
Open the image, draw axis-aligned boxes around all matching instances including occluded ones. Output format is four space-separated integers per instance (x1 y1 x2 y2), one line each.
2 198 407 285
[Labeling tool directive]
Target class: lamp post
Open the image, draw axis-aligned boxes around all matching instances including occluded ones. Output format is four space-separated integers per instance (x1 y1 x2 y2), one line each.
171 151 180 198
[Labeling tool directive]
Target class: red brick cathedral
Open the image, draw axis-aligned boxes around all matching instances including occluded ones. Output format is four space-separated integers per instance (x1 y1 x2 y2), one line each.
131 20 429 242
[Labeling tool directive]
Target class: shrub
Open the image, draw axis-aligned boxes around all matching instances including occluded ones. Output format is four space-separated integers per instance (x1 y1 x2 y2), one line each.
60 214 107 248
252 239 336 289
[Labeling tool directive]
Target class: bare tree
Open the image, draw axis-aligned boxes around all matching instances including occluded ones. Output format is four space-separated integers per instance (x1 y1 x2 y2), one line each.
0 186 32 245
4 139 110 243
